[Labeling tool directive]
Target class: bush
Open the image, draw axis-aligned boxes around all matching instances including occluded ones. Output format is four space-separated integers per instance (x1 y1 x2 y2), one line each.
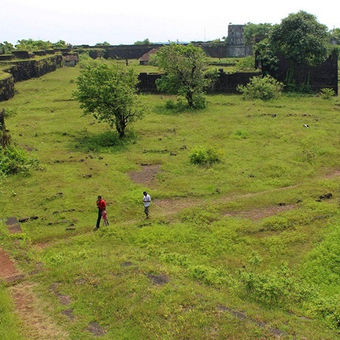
240 264 310 305
190 147 221 165
237 75 284 100
319 88 335 99
0 146 39 177
309 295 340 329
235 56 256 71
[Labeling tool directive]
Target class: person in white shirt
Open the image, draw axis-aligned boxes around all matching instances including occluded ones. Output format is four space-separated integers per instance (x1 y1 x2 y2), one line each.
143 191 151 219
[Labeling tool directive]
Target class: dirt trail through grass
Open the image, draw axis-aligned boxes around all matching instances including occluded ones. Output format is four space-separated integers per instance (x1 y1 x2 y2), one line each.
0 231 69 339
154 169 340 216
10 282 69 340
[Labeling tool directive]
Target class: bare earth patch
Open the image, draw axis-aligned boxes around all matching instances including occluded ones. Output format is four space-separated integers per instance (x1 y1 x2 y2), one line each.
128 164 161 186
10 282 69 340
324 169 340 179
0 247 21 281
86 321 106 336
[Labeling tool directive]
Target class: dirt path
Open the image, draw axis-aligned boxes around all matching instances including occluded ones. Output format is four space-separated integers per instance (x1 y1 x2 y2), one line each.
154 184 300 216
154 168 340 216
0 247 22 282
10 282 69 340
1 238 68 339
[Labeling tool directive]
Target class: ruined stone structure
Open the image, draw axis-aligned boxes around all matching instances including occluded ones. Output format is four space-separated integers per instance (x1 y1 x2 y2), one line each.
84 25 252 60
137 70 260 94
226 25 252 57
0 53 68 101
260 50 338 94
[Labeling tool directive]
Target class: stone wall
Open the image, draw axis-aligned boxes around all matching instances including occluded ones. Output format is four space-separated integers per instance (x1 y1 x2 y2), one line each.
209 70 261 93
103 44 163 59
261 50 338 94
137 70 260 93
0 74 15 101
2 55 63 82
0 54 64 102
138 73 163 92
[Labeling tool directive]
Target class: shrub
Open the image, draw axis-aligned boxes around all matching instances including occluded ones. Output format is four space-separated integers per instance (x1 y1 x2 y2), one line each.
189 265 227 285
309 295 340 329
233 129 249 139
319 88 335 99
240 264 310 305
235 56 255 71
190 147 221 165
0 146 39 177
237 75 284 100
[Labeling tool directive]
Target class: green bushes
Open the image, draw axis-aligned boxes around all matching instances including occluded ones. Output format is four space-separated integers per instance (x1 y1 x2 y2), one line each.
240 264 310 305
319 88 335 99
235 56 256 71
237 75 284 100
189 146 221 166
309 295 340 329
0 146 39 177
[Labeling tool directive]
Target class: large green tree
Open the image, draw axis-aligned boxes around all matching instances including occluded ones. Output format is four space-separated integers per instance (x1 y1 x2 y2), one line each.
269 11 329 65
74 62 144 138
155 44 210 109
243 23 272 45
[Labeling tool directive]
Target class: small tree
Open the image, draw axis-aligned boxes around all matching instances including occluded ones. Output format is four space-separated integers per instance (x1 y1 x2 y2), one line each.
155 44 210 109
74 62 144 138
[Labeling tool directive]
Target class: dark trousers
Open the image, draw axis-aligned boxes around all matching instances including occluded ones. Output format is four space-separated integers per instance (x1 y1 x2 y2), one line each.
144 206 149 218
96 209 102 229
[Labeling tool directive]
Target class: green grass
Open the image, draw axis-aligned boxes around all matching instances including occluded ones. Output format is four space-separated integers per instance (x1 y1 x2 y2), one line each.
0 62 339 339
0 285 23 340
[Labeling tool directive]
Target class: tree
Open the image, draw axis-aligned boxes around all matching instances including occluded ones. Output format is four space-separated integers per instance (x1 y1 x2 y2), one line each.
95 41 110 46
134 38 150 45
269 11 329 65
74 62 144 138
0 41 14 54
155 44 210 109
330 28 340 45
243 23 273 45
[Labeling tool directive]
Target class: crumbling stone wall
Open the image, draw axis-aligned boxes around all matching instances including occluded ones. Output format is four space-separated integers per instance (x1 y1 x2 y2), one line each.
103 44 163 59
2 55 63 82
137 71 260 93
0 74 15 101
209 70 261 93
0 54 63 102
261 50 338 94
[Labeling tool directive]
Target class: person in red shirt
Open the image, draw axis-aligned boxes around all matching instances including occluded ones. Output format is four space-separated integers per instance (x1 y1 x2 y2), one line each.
95 195 106 230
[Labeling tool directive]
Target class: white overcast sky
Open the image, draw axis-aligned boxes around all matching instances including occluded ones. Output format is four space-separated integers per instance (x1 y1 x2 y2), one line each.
1 0 339 45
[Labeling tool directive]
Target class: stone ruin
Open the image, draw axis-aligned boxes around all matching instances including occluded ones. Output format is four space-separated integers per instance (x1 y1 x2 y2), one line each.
226 25 252 57
0 109 11 148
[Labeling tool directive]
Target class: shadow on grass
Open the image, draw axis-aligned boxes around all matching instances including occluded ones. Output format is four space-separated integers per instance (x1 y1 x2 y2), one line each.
153 104 188 115
154 103 206 115
72 130 137 153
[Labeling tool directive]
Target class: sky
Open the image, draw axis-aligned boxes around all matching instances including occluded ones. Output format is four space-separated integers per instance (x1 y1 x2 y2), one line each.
1 0 340 45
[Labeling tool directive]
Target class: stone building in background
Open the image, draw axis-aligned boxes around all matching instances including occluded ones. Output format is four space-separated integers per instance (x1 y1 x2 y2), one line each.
225 25 252 57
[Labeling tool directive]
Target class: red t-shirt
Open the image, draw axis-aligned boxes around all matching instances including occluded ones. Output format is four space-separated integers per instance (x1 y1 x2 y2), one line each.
97 199 106 210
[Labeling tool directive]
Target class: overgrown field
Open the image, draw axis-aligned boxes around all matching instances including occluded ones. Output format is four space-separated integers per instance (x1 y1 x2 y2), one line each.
0 63 339 339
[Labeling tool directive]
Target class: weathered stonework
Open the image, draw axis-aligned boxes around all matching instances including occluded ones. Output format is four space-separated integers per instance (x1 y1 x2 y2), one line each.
0 54 64 102
84 25 252 60
0 74 15 101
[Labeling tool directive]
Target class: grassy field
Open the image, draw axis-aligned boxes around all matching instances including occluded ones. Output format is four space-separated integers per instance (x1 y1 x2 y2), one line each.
0 62 339 339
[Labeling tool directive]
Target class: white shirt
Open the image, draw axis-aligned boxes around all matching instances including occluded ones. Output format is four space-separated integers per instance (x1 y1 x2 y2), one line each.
143 194 151 207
